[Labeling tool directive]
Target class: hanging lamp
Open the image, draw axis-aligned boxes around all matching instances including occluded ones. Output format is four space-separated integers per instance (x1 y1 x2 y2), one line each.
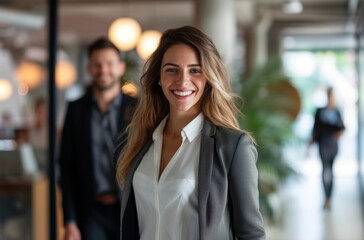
108 17 142 51
0 79 13 101
56 60 76 89
136 30 161 60
15 60 44 89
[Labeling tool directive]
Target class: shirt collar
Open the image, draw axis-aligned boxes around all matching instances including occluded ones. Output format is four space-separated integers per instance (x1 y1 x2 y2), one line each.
92 93 122 112
182 113 204 142
152 113 204 143
110 93 122 110
152 116 168 141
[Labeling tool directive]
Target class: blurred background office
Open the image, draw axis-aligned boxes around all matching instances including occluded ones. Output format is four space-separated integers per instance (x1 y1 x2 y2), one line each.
0 0 363 239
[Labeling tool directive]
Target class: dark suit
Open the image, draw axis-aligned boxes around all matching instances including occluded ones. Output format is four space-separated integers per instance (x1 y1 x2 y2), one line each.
59 89 137 228
119 120 265 240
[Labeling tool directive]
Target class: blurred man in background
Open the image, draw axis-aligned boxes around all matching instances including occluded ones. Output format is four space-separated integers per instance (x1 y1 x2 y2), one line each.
59 37 136 240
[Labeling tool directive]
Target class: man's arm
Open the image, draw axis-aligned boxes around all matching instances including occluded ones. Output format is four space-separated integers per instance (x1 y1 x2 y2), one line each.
59 103 77 225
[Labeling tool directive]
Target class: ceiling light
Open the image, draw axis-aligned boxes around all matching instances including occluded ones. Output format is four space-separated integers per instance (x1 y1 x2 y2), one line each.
282 0 303 14
108 18 142 51
0 79 13 101
15 61 44 89
121 81 138 97
136 30 162 60
56 60 77 90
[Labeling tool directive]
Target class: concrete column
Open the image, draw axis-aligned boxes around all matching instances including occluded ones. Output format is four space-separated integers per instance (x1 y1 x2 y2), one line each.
194 0 236 68
254 14 272 67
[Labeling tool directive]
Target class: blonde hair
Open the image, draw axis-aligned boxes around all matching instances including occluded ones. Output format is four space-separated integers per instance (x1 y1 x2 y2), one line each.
116 26 242 184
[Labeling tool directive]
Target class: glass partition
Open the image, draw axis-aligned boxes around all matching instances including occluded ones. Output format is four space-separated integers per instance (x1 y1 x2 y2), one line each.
0 2 50 239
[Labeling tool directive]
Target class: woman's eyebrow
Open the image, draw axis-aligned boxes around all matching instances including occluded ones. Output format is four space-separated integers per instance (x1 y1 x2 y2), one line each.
162 63 179 67
187 64 201 67
162 63 201 68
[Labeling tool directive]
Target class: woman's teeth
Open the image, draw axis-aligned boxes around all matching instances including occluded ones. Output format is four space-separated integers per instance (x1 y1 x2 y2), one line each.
173 90 193 96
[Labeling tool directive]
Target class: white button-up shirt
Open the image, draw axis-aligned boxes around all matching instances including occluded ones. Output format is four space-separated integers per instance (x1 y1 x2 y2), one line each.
133 114 203 240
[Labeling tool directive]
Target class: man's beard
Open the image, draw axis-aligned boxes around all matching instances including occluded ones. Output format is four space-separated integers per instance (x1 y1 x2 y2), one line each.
93 77 117 91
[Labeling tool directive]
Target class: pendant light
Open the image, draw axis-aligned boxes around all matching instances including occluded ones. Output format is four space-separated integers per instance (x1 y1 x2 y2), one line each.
56 60 76 89
108 17 142 51
15 60 44 89
0 78 13 101
136 30 161 60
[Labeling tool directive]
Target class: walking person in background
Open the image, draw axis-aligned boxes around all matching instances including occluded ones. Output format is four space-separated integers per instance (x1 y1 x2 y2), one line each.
116 26 265 240
309 87 345 209
59 37 137 240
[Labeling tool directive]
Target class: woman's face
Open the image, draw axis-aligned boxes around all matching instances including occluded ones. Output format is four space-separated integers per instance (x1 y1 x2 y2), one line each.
160 44 207 116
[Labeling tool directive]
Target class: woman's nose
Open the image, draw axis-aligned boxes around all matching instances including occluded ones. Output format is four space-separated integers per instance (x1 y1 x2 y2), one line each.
178 71 190 85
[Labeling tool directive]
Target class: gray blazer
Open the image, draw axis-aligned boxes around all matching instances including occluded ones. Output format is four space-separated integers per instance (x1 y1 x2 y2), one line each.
120 120 266 240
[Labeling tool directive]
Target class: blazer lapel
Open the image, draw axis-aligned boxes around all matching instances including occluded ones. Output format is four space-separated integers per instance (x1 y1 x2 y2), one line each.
82 94 93 166
121 138 153 240
121 138 153 211
117 94 126 132
117 94 136 133
198 121 216 239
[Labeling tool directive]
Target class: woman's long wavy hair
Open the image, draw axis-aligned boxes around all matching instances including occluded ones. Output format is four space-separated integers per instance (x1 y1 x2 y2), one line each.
116 25 243 185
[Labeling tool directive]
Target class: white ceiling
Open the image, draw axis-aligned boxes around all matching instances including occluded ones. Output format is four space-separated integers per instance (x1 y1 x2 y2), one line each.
0 0 360 52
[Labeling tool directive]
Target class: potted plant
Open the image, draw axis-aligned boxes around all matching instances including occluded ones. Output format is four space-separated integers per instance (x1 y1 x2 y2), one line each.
237 57 300 221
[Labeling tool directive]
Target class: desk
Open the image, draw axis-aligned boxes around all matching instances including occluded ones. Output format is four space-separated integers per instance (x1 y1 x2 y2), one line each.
0 176 48 240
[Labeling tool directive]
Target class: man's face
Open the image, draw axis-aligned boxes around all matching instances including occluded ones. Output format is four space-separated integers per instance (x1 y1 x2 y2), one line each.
88 48 125 91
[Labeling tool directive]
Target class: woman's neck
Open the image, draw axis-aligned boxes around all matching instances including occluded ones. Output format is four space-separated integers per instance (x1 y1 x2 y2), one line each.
164 110 200 137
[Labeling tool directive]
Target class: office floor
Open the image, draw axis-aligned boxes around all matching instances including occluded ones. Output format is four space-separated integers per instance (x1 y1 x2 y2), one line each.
265 138 363 240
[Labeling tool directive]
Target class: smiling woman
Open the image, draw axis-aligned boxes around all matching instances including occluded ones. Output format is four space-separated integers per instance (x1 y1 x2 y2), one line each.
116 26 265 240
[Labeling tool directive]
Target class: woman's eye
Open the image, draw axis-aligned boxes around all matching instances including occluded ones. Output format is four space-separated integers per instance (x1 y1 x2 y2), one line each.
166 68 177 73
190 68 202 74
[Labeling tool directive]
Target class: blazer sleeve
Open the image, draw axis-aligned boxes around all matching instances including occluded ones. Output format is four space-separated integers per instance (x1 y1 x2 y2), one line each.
228 134 265 240
59 103 77 225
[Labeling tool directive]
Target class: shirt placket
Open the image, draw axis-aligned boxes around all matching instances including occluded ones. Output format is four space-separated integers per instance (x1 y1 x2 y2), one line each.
155 133 186 239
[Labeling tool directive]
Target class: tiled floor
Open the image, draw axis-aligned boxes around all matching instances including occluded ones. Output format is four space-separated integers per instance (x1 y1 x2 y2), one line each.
265 139 363 240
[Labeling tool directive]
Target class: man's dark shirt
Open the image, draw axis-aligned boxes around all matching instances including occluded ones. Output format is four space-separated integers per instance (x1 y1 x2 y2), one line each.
91 94 122 195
